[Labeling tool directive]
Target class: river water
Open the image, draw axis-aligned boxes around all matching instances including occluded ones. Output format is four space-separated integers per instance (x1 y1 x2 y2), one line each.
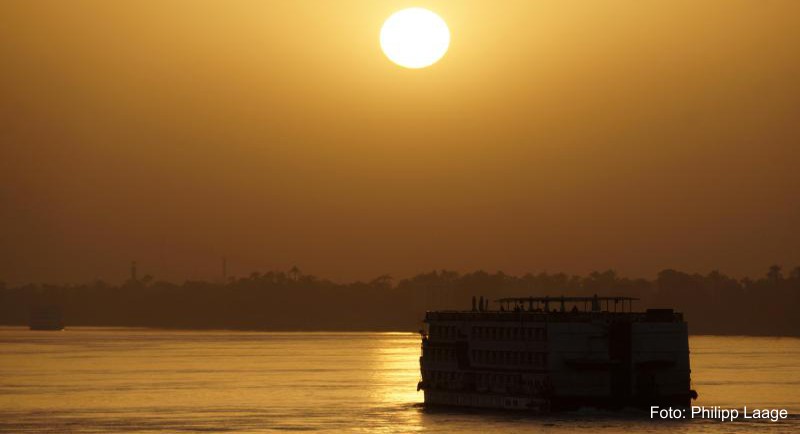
0 328 797 432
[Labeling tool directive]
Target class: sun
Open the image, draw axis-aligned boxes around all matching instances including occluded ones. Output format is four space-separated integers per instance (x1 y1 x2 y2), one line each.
380 8 450 69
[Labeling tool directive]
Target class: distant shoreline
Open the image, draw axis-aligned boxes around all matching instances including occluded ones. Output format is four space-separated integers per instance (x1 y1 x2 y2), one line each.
4 267 798 337
3 324 799 338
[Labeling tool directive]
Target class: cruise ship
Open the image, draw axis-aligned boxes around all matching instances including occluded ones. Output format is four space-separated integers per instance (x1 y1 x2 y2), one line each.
29 305 65 331
418 295 696 412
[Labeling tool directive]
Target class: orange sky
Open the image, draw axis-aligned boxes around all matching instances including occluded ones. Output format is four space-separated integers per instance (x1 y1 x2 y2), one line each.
1 0 798 284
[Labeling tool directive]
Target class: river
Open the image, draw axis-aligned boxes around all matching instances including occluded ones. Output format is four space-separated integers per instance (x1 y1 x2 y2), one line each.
0 328 797 432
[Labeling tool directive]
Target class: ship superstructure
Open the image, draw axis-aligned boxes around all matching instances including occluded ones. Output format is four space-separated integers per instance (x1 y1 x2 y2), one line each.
418 295 695 411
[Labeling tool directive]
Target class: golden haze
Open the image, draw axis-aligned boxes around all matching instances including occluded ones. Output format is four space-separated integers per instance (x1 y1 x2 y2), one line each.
1 0 798 284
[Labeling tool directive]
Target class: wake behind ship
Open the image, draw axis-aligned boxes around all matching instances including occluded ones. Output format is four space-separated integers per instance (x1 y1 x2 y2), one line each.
418 295 697 412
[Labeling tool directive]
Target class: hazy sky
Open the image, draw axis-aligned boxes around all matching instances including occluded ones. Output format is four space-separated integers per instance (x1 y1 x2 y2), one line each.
1 0 798 285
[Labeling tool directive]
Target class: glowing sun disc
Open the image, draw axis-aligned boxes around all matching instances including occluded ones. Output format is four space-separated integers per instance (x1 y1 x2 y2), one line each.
380 8 450 69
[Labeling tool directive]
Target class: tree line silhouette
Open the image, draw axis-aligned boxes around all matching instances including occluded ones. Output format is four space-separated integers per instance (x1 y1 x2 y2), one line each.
1 266 798 335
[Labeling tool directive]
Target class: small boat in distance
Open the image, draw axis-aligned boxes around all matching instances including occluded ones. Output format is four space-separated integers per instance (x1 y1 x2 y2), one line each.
29 305 65 331
418 295 697 412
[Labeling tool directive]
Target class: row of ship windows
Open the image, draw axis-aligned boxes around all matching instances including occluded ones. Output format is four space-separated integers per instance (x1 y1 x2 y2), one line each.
423 370 524 386
422 348 548 368
423 347 455 362
428 325 459 339
471 350 548 367
429 325 547 341
424 370 463 382
471 326 546 341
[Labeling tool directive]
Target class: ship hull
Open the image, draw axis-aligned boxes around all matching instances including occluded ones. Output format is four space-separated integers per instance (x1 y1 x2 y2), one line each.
423 390 692 412
424 390 550 412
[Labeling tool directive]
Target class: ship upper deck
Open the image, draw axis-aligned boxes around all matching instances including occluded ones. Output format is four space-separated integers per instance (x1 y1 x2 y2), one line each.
425 295 682 323
424 309 683 323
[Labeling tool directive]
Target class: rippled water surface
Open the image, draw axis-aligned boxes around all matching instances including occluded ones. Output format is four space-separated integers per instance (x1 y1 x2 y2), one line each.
0 328 797 432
